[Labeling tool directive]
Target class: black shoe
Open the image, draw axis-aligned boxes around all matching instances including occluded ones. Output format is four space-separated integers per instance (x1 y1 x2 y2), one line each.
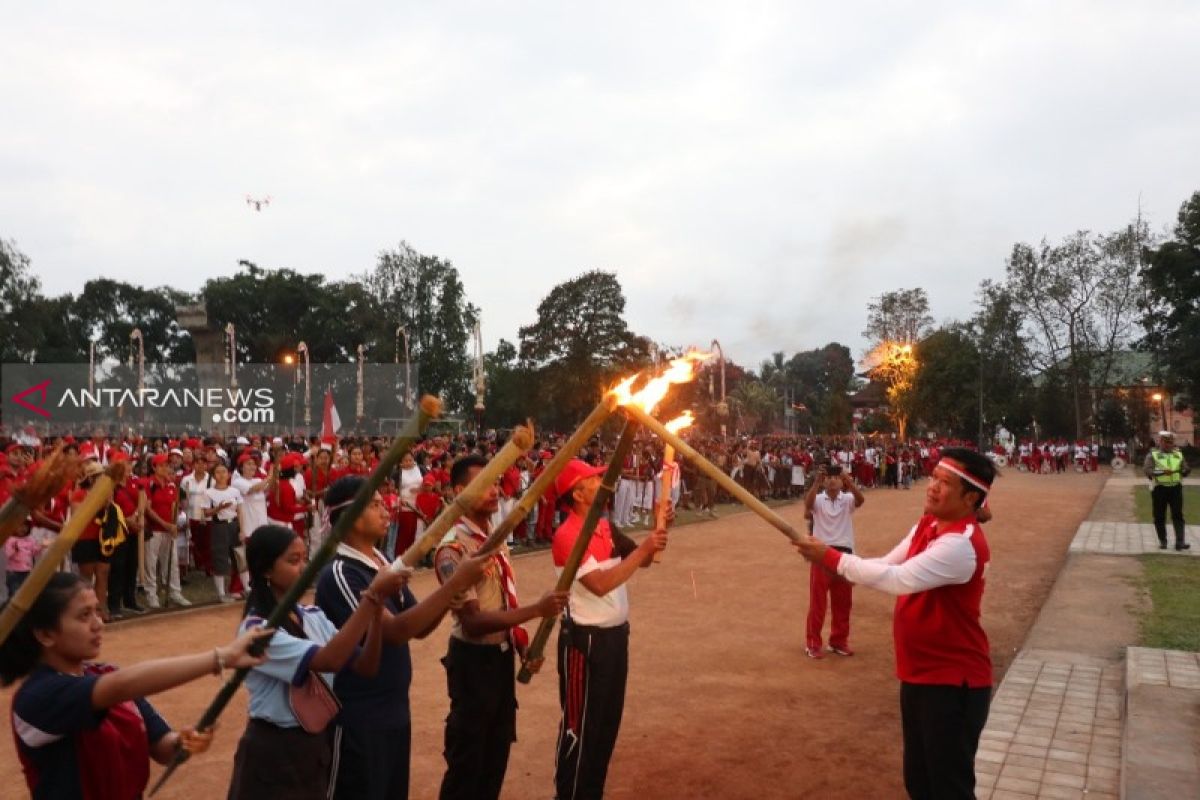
124 604 146 615
1176 542 1191 551
1159 541 1169 549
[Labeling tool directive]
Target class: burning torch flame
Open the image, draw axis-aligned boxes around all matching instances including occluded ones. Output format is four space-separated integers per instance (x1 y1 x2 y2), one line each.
608 350 712 414
663 411 695 435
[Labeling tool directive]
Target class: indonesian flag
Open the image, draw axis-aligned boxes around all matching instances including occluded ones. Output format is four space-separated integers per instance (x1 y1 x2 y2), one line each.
321 391 342 441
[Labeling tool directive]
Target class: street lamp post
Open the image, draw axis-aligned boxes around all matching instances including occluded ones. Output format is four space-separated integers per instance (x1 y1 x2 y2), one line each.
1152 392 1168 434
283 354 296 433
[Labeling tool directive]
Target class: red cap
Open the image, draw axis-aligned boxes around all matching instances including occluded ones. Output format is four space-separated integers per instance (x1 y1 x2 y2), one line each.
422 472 437 486
109 452 129 464
5 443 24 454
185 438 201 450
237 452 259 466
79 443 98 460
62 435 76 445
553 459 605 502
151 454 169 466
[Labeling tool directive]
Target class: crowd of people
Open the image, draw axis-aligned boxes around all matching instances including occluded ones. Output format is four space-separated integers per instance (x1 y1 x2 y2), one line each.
0 422 1154 799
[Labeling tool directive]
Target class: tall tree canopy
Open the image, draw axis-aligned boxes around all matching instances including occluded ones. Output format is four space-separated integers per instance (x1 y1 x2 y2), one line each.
1141 191 1200 398
517 270 651 429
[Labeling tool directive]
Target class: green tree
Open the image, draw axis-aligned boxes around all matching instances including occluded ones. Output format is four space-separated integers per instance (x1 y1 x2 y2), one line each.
74 279 195 363
482 339 534 428
863 288 934 344
1005 223 1145 439
1141 191 1200 397
728 380 779 435
0 239 48 362
912 326 980 439
518 270 651 429
971 280 1036 440
359 243 478 412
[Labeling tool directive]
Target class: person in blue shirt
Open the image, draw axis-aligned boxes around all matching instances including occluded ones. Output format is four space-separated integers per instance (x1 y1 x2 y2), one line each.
0 571 270 800
227 523 407 800
315 476 487 800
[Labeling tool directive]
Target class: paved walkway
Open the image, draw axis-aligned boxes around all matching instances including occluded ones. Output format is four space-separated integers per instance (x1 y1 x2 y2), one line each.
975 473 1199 799
975 651 1122 799
1069 521 1199 556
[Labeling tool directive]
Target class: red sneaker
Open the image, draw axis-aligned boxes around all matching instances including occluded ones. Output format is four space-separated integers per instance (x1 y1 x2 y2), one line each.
805 646 825 660
829 645 855 657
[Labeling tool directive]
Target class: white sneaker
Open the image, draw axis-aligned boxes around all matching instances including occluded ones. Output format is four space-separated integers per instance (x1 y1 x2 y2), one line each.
219 594 237 604
144 594 161 609
169 593 192 607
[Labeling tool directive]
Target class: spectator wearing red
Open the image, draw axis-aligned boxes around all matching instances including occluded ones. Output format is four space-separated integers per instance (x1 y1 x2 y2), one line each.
266 454 308 539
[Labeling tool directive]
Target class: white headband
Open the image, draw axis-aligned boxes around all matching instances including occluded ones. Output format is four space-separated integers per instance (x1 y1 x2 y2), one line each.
936 458 991 494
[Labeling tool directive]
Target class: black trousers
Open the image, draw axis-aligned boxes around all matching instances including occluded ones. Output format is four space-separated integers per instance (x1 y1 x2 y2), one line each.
331 721 411 800
107 537 139 613
1151 484 1187 544
438 637 516 800
900 682 991 800
555 620 629 800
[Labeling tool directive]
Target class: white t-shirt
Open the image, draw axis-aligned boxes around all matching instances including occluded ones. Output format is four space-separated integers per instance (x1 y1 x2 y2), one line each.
179 473 213 521
399 467 423 504
205 485 242 522
812 491 857 549
232 473 270 536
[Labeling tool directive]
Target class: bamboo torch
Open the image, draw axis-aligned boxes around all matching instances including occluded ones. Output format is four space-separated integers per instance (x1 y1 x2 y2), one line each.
392 422 536 570
517 416 641 684
652 411 694 563
620 403 803 543
149 395 442 796
473 394 620 557
0 459 127 646
0 447 78 547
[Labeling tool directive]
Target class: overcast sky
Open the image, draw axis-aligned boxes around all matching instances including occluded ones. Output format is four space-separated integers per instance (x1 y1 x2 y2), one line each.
4 1 1198 368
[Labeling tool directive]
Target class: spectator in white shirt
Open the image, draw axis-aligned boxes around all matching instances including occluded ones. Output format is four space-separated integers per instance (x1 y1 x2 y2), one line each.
802 463 864 659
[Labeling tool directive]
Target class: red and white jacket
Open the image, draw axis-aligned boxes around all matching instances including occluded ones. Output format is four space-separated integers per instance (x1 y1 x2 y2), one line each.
822 514 991 687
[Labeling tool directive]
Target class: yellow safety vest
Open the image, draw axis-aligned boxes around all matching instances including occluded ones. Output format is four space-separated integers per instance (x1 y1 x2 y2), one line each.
1151 450 1183 487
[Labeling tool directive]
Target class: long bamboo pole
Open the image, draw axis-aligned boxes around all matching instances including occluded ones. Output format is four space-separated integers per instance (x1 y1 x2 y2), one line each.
149 395 442 796
0 447 77 547
0 461 127 645
475 395 619 557
621 404 803 543
393 422 535 570
652 444 676 564
517 417 641 684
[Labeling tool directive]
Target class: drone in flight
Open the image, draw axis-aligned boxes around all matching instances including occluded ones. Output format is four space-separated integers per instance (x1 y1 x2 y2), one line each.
245 195 272 211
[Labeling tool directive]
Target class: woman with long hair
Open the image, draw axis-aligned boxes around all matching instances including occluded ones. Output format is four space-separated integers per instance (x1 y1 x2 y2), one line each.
0 572 270 799
227 524 406 800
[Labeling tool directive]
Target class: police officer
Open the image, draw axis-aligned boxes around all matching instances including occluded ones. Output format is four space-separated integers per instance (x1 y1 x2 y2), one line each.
1143 430 1191 551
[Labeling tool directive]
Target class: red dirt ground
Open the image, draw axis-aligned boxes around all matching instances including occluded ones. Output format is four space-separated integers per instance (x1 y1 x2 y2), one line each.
0 470 1105 799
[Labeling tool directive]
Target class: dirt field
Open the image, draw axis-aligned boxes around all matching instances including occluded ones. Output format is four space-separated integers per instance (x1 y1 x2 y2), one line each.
0 469 1105 799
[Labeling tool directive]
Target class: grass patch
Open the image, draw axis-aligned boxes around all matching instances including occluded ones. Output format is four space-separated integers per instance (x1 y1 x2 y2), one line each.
1134 555 1200 651
1132 485 1200 524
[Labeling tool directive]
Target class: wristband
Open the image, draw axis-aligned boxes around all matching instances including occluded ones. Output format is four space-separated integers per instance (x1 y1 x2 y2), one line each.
212 648 226 680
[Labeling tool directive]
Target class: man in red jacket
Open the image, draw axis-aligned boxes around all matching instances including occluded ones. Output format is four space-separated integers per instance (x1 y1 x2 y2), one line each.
794 447 997 800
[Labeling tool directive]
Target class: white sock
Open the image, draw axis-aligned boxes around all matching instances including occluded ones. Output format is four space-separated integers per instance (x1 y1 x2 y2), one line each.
240 572 250 592
213 576 226 597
